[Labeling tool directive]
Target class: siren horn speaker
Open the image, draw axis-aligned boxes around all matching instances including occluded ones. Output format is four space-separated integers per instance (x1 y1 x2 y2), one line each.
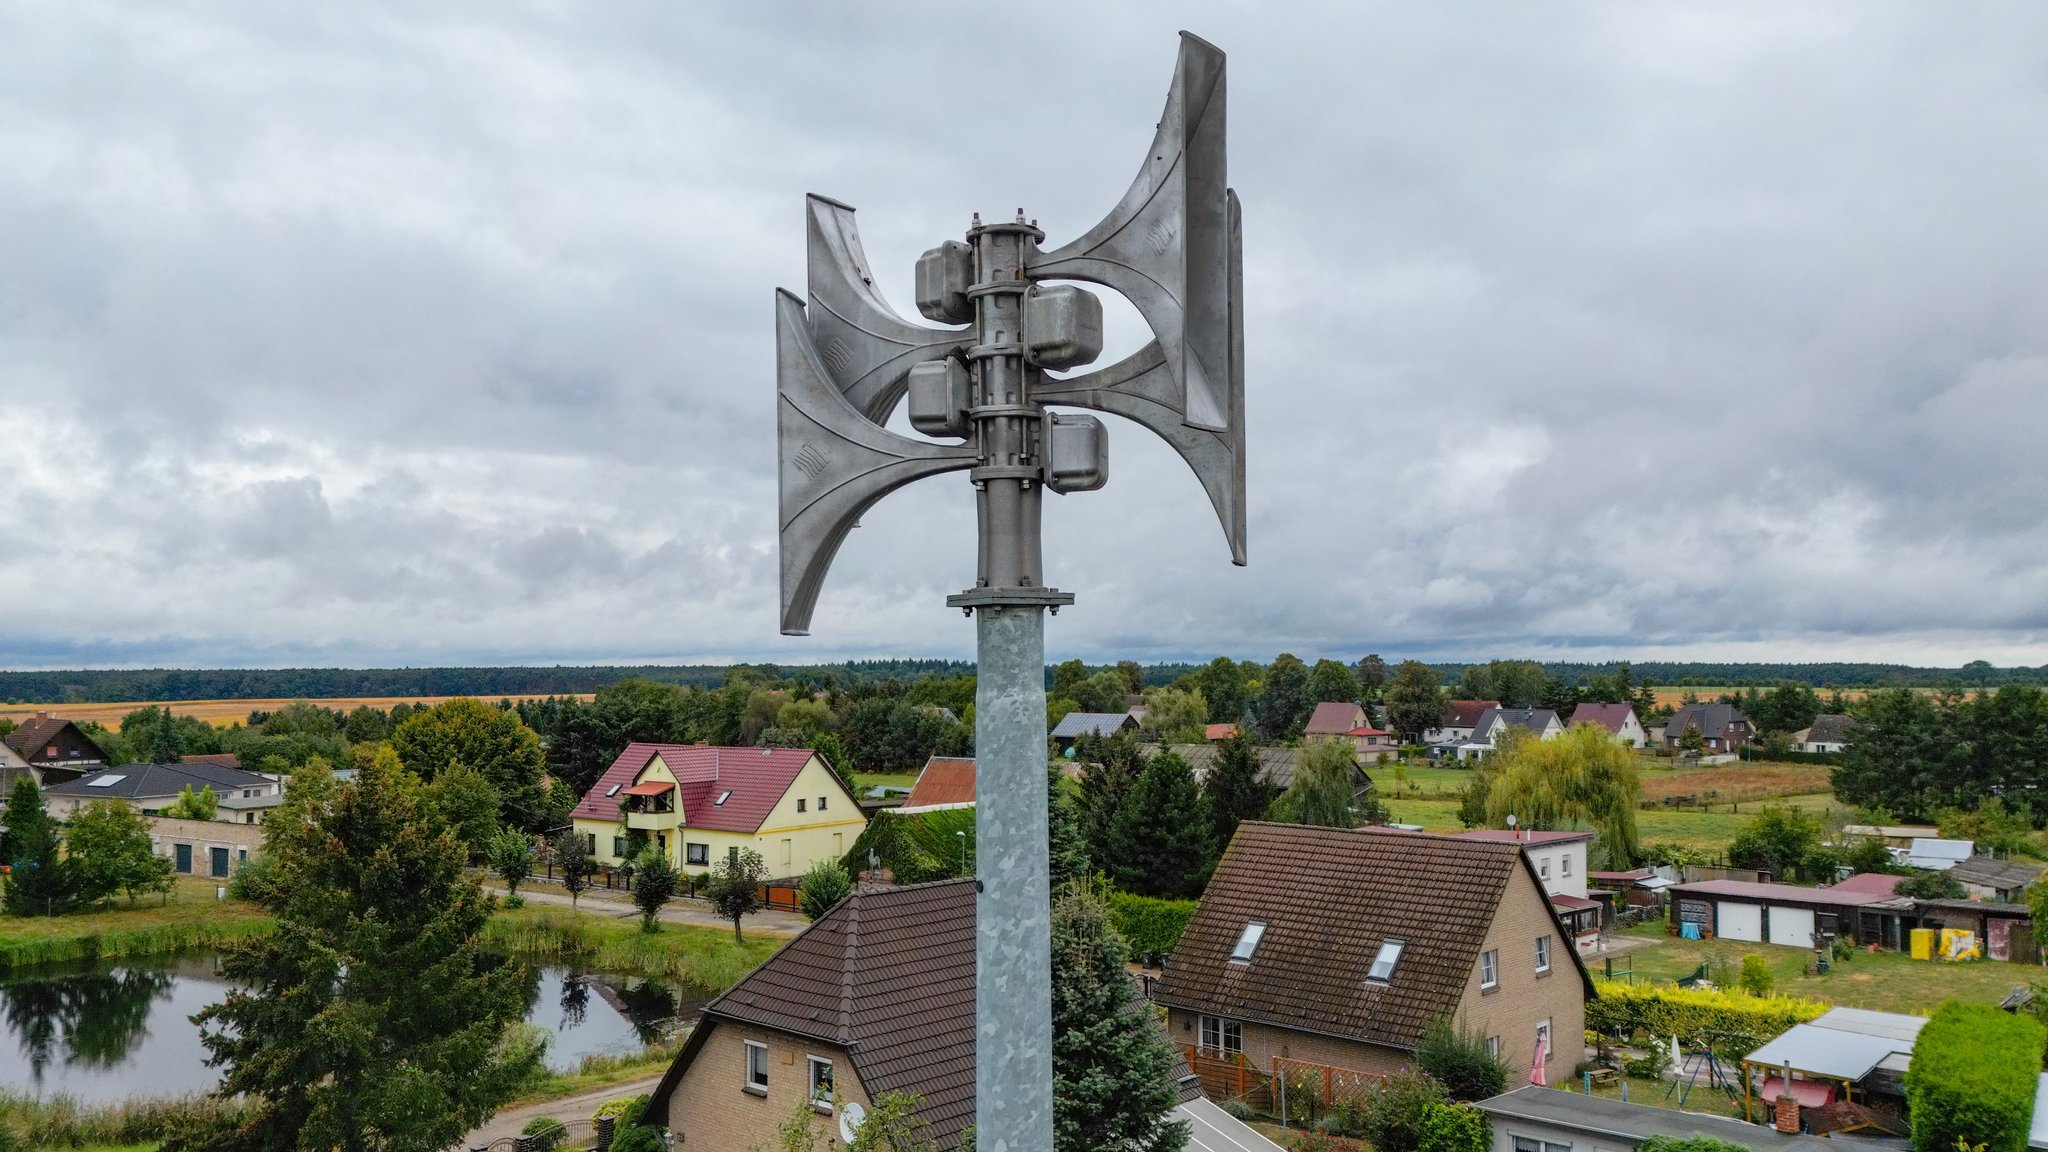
806 194 974 424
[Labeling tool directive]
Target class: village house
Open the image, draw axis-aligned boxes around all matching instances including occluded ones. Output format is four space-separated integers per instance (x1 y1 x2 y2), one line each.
1423 700 1500 746
1792 713 1858 754
42 762 285 824
1453 829 1602 952
1301 701 1368 741
1049 710 1138 753
1457 708 1564 760
1 713 109 790
1157 822 1591 1085
1946 856 2042 904
897 755 975 813
570 744 865 880
1566 702 1648 747
648 878 1277 1152
1660 702 1755 753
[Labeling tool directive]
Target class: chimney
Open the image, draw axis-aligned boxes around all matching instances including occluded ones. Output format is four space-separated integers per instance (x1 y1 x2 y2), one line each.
35 710 48 720
1774 1095 1800 1134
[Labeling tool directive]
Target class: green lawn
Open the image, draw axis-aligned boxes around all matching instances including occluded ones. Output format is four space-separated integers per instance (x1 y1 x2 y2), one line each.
1384 794 1849 854
483 904 778 989
852 771 918 794
0 876 272 970
1608 925 2032 1016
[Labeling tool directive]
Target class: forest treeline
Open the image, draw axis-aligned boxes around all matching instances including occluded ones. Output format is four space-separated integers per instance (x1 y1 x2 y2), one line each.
3 657 2043 705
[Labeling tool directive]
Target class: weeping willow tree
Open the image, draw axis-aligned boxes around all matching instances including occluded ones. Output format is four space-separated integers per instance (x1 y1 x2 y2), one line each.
1483 723 1643 867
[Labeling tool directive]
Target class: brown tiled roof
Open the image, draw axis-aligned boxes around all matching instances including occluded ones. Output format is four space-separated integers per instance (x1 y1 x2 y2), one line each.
1453 829 1593 847
1156 822 1591 1052
901 756 975 811
3 716 105 763
569 743 827 833
1441 700 1499 729
1302 702 1366 736
1567 702 1637 735
651 879 978 1148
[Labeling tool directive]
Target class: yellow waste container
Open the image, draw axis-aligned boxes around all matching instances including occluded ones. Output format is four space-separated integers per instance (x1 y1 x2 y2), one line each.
1910 928 1935 960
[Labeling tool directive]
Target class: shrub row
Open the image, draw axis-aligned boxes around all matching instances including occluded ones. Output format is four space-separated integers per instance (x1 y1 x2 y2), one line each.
0 917 274 973
0 1090 253 1150
1103 891 1196 958
1905 1002 2045 1152
1586 981 1826 1056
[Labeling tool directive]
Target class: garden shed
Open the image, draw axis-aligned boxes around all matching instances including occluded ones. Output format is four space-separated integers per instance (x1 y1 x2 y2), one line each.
1738 1007 1925 1125
1669 877 1908 948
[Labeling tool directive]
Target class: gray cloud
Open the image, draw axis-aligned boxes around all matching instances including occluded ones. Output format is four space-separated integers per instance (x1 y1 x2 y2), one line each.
4 1 2048 669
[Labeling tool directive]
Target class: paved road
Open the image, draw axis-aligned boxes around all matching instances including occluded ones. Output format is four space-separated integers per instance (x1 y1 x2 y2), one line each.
460 1073 667 1149
486 879 808 936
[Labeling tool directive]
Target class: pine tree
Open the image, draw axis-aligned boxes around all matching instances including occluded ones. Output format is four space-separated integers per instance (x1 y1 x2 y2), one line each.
1106 750 1215 899
1075 730 1145 865
192 747 539 1152
1204 730 1277 851
1 777 73 916
1047 764 1090 892
1050 887 1190 1152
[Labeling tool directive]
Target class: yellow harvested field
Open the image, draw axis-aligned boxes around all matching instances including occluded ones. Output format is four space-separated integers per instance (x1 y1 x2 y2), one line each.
1648 686 1872 707
0 694 590 729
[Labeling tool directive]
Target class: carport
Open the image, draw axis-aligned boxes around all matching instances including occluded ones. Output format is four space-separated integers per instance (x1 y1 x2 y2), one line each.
1738 1007 1925 1124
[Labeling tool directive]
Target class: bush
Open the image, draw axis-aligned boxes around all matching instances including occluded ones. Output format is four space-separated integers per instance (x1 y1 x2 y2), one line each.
503 893 525 910
1417 1102 1489 1152
1906 1002 2044 1152
1219 1098 1256 1121
1586 981 1826 1055
1637 1138 1754 1152
610 1124 666 1152
1738 955 1774 997
1896 870 1966 900
1102 890 1197 957
522 1117 568 1152
799 858 853 920
227 855 278 902
1416 1018 1508 1102
1359 1069 1449 1152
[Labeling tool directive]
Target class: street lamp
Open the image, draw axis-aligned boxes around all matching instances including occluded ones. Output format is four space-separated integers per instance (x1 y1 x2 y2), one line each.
771 34 1245 1152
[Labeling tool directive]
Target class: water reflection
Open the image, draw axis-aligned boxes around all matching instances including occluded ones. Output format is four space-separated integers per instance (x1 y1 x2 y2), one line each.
0 961 177 1086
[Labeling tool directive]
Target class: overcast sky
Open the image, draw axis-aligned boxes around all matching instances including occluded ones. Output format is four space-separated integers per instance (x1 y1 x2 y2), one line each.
5 2 2047 671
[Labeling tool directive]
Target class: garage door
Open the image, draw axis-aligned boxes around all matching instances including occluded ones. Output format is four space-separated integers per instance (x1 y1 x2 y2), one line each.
1717 901 1763 942
1768 906 1815 948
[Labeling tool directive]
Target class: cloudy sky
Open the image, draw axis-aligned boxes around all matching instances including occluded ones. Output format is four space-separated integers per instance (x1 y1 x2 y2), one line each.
5 2 2047 670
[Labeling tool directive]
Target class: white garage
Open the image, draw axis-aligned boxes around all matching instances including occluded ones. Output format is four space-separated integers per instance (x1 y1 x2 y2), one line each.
1768 906 1816 948
1717 901 1763 942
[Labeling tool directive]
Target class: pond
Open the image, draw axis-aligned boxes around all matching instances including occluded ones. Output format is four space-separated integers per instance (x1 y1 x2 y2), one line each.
0 952 708 1103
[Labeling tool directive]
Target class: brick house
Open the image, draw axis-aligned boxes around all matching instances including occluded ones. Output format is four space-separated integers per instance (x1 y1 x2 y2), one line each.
1 713 109 790
1660 703 1755 753
1156 822 1592 1083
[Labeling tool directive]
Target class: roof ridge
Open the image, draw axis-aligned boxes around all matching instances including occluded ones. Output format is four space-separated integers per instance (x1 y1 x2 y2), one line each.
837 887 860 1048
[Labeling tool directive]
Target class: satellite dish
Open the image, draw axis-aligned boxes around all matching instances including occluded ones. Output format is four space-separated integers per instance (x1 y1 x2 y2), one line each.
839 1100 867 1144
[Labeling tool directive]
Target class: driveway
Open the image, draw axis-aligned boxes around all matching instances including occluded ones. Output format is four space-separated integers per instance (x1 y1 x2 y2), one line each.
459 1073 667 1150
485 878 809 936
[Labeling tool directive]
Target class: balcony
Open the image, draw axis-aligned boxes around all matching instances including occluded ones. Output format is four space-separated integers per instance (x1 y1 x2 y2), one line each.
620 780 680 830
626 807 681 831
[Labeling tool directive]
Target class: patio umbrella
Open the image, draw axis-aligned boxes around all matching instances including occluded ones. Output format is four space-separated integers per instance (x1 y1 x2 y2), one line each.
1670 1035 1682 1070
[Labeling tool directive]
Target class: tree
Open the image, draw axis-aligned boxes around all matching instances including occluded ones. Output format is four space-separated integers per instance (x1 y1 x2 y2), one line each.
1253 653 1310 742
1896 870 1965 900
1136 686 1207 743
1106 751 1215 899
551 829 594 910
392 698 552 831
163 783 219 821
842 698 970 775
1048 765 1090 892
1181 656 1251 726
65 799 174 905
1386 661 1445 744
191 746 540 1152
1204 730 1278 850
343 704 393 744
1459 660 1547 709
1115 661 1145 695
1727 805 1827 882
707 847 769 943
798 858 853 920
1074 729 1146 865
1676 723 1706 756
630 849 681 932
1269 739 1361 829
423 762 502 861
1355 654 1390 702
1049 887 1188 1152
488 829 534 897
1051 659 1091 703
1738 955 1774 997
1 777 73 916
1415 1018 1508 1102
1304 658 1360 708
1483 725 1644 867
1071 670 1133 716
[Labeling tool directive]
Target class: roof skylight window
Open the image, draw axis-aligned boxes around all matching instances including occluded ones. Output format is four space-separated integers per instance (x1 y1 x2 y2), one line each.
1366 940 1404 983
606 784 622 797
1230 922 1266 962
715 790 733 806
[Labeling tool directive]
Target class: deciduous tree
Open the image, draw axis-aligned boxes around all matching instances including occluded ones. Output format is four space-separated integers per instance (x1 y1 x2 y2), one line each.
798 858 853 920
1386 661 1446 744
1483 724 1644 867
1254 653 1310 742
488 829 534 897
1304 658 1361 708
1269 739 1360 829
707 847 769 943
551 829 594 910
630 849 680 932
393 698 552 832
65 800 173 905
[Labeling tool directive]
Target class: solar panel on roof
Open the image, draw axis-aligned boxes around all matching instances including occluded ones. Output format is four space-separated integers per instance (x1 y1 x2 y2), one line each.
87 774 126 788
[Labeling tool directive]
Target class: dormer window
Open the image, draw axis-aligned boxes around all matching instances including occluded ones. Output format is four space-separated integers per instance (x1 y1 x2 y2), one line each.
1230 922 1265 962
715 790 732 806
1367 940 1404 983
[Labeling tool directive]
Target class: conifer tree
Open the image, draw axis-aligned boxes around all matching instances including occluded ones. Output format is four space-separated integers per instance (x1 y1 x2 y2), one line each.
1106 750 1215 899
1050 887 1189 1152
1047 764 1090 892
1 777 73 916
1203 730 1277 851
192 748 539 1152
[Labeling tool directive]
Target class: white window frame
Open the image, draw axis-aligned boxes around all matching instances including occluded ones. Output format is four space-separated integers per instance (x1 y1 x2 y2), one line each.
1535 934 1552 974
1486 1035 1502 1059
744 1040 769 1093
1367 939 1404 983
1230 921 1266 962
1513 1137 1570 1152
1199 1015 1243 1056
1479 948 1498 990
1535 1018 1552 1061
807 1055 834 1111
1561 853 1572 877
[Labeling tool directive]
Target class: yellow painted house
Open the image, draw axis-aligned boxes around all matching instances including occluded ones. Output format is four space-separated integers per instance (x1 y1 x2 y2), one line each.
569 744 865 878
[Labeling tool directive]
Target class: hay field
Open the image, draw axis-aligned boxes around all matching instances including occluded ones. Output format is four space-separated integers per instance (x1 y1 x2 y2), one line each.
0 694 589 729
1647 686 1875 708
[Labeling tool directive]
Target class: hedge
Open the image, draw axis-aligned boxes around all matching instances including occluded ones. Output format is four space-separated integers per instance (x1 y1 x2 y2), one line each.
1905 1002 2044 1152
1637 1138 1753 1152
1104 891 1196 957
1585 981 1827 1056
1737 746 1841 765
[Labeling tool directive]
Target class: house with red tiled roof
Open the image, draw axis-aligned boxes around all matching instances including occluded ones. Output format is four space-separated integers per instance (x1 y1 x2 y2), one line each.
1302 701 1368 740
899 756 975 813
1567 702 1648 747
569 744 865 879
